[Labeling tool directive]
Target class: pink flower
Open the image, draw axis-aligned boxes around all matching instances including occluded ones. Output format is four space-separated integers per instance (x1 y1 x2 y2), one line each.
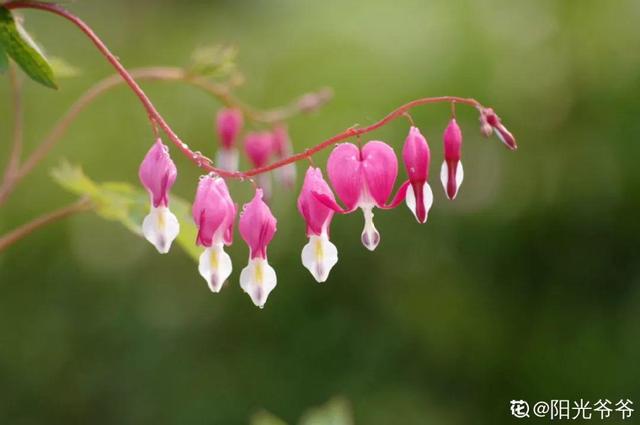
239 189 278 308
317 141 408 251
402 126 434 223
244 131 273 168
480 108 517 150
139 139 179 254
297 167 338 282
192 175 236 292
440 118 464 200
215 108 243 171
272 124 297 188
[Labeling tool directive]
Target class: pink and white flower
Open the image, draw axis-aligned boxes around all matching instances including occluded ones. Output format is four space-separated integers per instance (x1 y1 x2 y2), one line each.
272 124 297 188
440 118 464 200
297 167 338 282
479 108 517 150
245 131 274 198
215 108 243 171
192 175 236 292
139 139 179 254
402 126 433 223
239 189 278 308
317 141 408 251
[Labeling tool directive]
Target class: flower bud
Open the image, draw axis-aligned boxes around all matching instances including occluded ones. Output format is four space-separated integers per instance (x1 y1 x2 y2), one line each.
402 126 433 223
440 118 464 200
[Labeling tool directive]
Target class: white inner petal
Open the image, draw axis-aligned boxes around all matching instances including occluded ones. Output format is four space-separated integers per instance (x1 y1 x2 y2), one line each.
142 206 180 254
360 205 380 251
198 243 233 293
301 233 338 283
440 161 449 197
456 161 464 192
239 257 277 309
215 148 239 171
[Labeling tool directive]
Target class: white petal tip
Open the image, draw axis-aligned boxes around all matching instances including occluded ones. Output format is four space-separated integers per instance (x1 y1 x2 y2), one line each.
198 245 232 293
440 161 463 200
240 258 277 308
142 206 179 254
361 206 380 251
405 183 433 224
215 148 239 171
301 234 338 283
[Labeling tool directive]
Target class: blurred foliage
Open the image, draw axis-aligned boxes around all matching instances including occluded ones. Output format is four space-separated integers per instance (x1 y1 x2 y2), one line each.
252 397 352 425
1 0 640 424
52 161 200 260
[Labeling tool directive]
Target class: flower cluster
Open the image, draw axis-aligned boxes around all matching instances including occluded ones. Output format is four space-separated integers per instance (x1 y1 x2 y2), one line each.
139 108 515 308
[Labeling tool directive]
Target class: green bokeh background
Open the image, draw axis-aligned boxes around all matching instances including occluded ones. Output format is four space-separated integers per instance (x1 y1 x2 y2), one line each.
1 0 639 423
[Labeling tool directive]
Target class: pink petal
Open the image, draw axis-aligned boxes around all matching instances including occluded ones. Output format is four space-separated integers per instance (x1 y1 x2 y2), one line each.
139 139 177 208
216 108 243 149
192 176 236 247
327 143 364 210
297 167 336 236
361 141 398 207
244 132 273 168
239 189 277 259
402 126 430 183
443 118 462 161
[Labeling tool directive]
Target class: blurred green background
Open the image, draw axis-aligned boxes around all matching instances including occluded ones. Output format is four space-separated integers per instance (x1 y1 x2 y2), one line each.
1 0 640 423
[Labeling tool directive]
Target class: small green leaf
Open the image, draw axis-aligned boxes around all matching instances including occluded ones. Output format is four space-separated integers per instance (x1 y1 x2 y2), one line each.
187 44 237 78
0 42 8 74
51 162 200 260
251 410 289 425
299 398 353 425
0 7 57 88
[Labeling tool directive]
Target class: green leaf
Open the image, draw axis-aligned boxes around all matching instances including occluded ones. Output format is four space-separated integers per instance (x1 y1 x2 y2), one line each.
299 398 353 425
251 410 289 425
0 7 57 88
0 42 8 74
51 162 200 260
187 44 237 78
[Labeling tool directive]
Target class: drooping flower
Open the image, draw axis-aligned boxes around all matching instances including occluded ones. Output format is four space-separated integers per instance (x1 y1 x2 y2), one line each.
297 167 338 282
440 118 464 200
402 126 433 223
192 175 236 292
139 139 180 254
479 108 517 150
272 124 297 188
215 108 243 171
239 189 278 308
316 141 408 251
245 132 274 198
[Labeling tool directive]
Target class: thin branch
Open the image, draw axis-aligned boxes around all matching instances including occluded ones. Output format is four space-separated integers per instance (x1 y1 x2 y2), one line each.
3 1 499 182
0 198 92 253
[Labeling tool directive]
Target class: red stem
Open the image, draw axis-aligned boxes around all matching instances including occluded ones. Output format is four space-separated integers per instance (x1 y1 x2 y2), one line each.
4 1 485 180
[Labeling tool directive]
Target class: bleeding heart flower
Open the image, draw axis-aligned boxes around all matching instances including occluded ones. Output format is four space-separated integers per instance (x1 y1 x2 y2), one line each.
297 167 338 282
192 175 236 292
239 188 278 308
440 118 464 200
479 108 517 150
316 141 408 251
139 139 179 254
245 132 274 198
402 126 434 223
215 108 243 171
272 124 297 189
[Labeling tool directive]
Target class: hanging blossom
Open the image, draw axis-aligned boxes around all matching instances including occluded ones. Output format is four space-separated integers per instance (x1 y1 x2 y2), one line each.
272 124 297 188
402 126 433 223
245 131 274 198
139 139 180 254
192 175 236 292
440 118 464 200
315 141 408 251
480 108 517 150
215 108 243 171
239 188 278 308
297 167 338 282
